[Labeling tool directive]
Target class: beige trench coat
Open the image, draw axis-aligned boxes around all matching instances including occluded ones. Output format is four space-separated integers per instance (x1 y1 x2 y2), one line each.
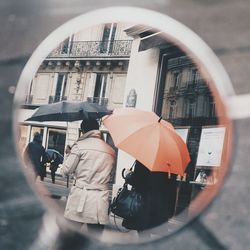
60 130 115 225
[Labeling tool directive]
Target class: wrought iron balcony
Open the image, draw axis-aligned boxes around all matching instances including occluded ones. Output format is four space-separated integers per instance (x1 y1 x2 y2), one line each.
167 56 192 69
48 40 132 58
49 95 67 104
166 79 208 97
186 82 197 93
186 79 208 94
87 97 108 106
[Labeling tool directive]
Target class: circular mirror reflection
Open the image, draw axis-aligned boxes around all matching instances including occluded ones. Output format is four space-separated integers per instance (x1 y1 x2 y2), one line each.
14 13 233 245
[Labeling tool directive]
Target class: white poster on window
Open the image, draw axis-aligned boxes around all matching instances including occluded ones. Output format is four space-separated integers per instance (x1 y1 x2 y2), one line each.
196 127 226 167
175 128 189 144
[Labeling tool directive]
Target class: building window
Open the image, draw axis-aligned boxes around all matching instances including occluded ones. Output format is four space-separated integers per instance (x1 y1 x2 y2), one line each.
173 72 179 89
100 23 117 53
186 99 196 118
209 96 216 118
169 100 177 119
94 74 107 101
61 35 74 54
30 126 44 142
190 69 198 83
25 80 34 104
54 73 68 103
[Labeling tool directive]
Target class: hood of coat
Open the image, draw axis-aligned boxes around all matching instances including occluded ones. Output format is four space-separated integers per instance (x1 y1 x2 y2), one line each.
77 130 115 157
78 130 102 142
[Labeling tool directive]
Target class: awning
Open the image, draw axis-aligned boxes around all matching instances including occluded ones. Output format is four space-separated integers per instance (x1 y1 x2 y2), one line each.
18 108 69 128
139 33 172 52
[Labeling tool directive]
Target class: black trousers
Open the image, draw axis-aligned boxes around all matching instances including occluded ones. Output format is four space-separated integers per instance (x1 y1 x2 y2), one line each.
50 171 56 183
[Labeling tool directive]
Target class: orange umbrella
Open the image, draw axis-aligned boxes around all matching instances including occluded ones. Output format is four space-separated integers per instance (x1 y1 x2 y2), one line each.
102 108 190 176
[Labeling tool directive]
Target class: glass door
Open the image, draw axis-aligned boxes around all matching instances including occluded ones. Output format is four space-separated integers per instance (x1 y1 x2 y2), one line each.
46 128 66 155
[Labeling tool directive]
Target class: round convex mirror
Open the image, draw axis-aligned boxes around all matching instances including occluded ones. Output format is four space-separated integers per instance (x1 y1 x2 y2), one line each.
13 7 233 245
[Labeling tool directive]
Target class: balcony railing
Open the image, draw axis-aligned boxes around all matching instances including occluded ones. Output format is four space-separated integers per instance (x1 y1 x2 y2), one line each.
166 79 208 97
186 82 197 93
48 40 132 58
87 97 108 106
49 95 67 104
167 56 193 69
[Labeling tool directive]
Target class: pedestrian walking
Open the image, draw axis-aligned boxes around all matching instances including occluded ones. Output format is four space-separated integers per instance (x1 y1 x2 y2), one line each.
60 118 115 236
103 108 185 233
23 132 47 181
49 152 61 184
122 160 174 231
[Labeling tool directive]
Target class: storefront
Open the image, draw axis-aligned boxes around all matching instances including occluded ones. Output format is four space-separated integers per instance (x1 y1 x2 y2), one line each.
18 108 69 157
113 26 228 220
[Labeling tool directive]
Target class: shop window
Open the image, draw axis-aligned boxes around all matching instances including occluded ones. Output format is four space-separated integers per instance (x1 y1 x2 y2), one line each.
47 128 66 155
30 126 44 143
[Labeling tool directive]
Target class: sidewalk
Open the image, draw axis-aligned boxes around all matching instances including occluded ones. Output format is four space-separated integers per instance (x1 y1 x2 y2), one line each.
40 175 187 241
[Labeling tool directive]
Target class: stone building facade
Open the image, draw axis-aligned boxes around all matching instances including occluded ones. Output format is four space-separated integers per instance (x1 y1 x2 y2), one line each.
20 23 133 154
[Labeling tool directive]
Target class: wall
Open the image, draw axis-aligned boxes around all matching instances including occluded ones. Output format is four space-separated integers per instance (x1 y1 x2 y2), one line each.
73 23 133 41
32 73 54 105
123 38 160 111
114 36 160 186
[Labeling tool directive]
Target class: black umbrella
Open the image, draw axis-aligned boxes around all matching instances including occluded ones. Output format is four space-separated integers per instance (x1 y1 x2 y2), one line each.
26 101 111 122
46 149 64 164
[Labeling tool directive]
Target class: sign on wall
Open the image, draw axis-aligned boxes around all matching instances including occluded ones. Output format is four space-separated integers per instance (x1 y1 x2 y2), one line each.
196 127 226 167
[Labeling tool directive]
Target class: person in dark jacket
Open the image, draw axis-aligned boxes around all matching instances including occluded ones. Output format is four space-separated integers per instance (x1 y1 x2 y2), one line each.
23 132 47 181
122 160 176 231
49 152 61 184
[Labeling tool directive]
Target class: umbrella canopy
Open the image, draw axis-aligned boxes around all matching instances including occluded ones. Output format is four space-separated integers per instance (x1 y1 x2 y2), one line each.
102 108 190 176
26 101 111 122
46 149 64 164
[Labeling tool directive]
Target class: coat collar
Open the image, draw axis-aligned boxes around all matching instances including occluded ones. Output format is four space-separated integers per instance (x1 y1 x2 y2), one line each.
78 130 102 141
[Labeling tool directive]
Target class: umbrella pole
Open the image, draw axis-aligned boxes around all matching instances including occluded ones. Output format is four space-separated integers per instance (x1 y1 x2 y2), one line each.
174 182 181 216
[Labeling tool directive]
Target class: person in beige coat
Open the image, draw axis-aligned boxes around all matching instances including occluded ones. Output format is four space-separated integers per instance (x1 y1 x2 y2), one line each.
60 118 115 234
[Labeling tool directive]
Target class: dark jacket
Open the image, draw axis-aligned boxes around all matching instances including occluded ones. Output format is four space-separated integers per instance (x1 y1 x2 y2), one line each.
122 161 176 231
49 153 61 172
24 138 47 177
